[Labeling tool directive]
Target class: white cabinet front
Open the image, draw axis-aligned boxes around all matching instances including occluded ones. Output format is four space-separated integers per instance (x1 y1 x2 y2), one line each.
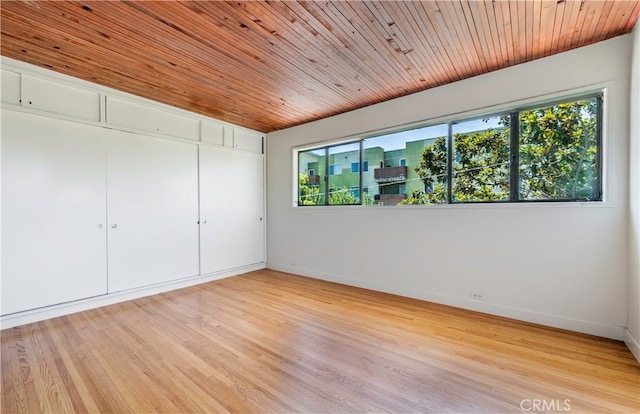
1 69 21 105
21 75 101 122
106 130 200 292
1 110 108 315
200 146 265 274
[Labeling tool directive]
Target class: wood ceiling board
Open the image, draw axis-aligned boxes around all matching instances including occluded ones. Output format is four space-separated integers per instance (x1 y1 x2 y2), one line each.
2 0 639 133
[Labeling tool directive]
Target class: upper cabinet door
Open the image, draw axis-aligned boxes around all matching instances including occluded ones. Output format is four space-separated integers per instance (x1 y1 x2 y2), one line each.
21 75 100 122
200 146 265 274
1 110 108 315
106 129 200 292
1 69 21 105
233 130 263 154
105 96 200 142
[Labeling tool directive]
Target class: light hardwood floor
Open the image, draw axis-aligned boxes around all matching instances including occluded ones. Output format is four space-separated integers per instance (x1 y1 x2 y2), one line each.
2 269 639 413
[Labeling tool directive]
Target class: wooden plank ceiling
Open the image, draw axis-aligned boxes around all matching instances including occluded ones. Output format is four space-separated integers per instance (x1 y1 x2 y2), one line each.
2 1 639 133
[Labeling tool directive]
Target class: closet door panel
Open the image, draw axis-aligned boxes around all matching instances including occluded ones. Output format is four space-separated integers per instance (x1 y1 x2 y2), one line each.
107 130 199 292
1 110 107 315
200 146 265 274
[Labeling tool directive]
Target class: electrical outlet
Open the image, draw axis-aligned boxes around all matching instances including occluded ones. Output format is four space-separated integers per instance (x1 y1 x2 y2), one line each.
470 291 484 301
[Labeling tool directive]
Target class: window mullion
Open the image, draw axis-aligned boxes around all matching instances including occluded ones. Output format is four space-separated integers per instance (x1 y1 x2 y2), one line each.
359 140 364 205
596 95 603 200
447 123 453 204
509 112 520 202
324 147 329 205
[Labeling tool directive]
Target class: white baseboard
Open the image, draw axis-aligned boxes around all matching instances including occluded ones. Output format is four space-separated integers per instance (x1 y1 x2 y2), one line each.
268 264 625 341
624 329 640 363
0 263 265 329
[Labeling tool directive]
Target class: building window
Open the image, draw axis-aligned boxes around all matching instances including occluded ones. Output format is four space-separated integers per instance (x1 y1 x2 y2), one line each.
298 148 326 205
517 98 601 201
298 142 361 205
297 93 602 206
451 115 510 203
363 123 447 205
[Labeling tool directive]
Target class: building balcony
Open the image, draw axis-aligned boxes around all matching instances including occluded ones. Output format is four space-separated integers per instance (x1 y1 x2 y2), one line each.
307 175 321 186
374 166 407 182
375 194 407 205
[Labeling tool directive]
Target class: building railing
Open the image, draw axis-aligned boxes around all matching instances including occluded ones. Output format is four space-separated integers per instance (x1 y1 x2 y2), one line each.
374 166 407 182
307 175 321 186
376 194 408 205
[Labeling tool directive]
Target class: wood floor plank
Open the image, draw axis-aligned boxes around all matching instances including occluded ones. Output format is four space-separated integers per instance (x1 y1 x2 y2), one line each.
1 269 639 413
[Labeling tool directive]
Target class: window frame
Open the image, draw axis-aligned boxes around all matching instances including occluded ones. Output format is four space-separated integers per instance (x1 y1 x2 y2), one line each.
448 113 512 204
512 95 603 203
295 92 603 207
297 140 363 206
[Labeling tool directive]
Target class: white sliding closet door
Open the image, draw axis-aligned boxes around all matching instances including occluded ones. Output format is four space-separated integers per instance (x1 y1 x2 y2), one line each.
106 129 199 292
1 110 108 314
199 146 265 274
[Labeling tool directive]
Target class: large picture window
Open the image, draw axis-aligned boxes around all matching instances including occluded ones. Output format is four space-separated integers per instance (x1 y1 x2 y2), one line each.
298 142 362 206
518 98 600 201
451 115 511 203
297 94 602 206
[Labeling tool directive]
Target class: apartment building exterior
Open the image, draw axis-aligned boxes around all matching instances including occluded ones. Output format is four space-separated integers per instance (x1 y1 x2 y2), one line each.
299 137 438 205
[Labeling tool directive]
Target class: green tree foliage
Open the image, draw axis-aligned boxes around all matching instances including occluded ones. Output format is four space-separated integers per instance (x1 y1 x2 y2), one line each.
407 98 598 204
361 191 377 206
402 137 448 204
519 99 598 200
329 187 358 205
298 174 322 205
452 124 510 202
329 187 378 205
300 174 376 205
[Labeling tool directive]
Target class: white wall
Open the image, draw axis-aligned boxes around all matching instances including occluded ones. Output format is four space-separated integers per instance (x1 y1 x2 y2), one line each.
627 24 640 360
267 35 633 340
